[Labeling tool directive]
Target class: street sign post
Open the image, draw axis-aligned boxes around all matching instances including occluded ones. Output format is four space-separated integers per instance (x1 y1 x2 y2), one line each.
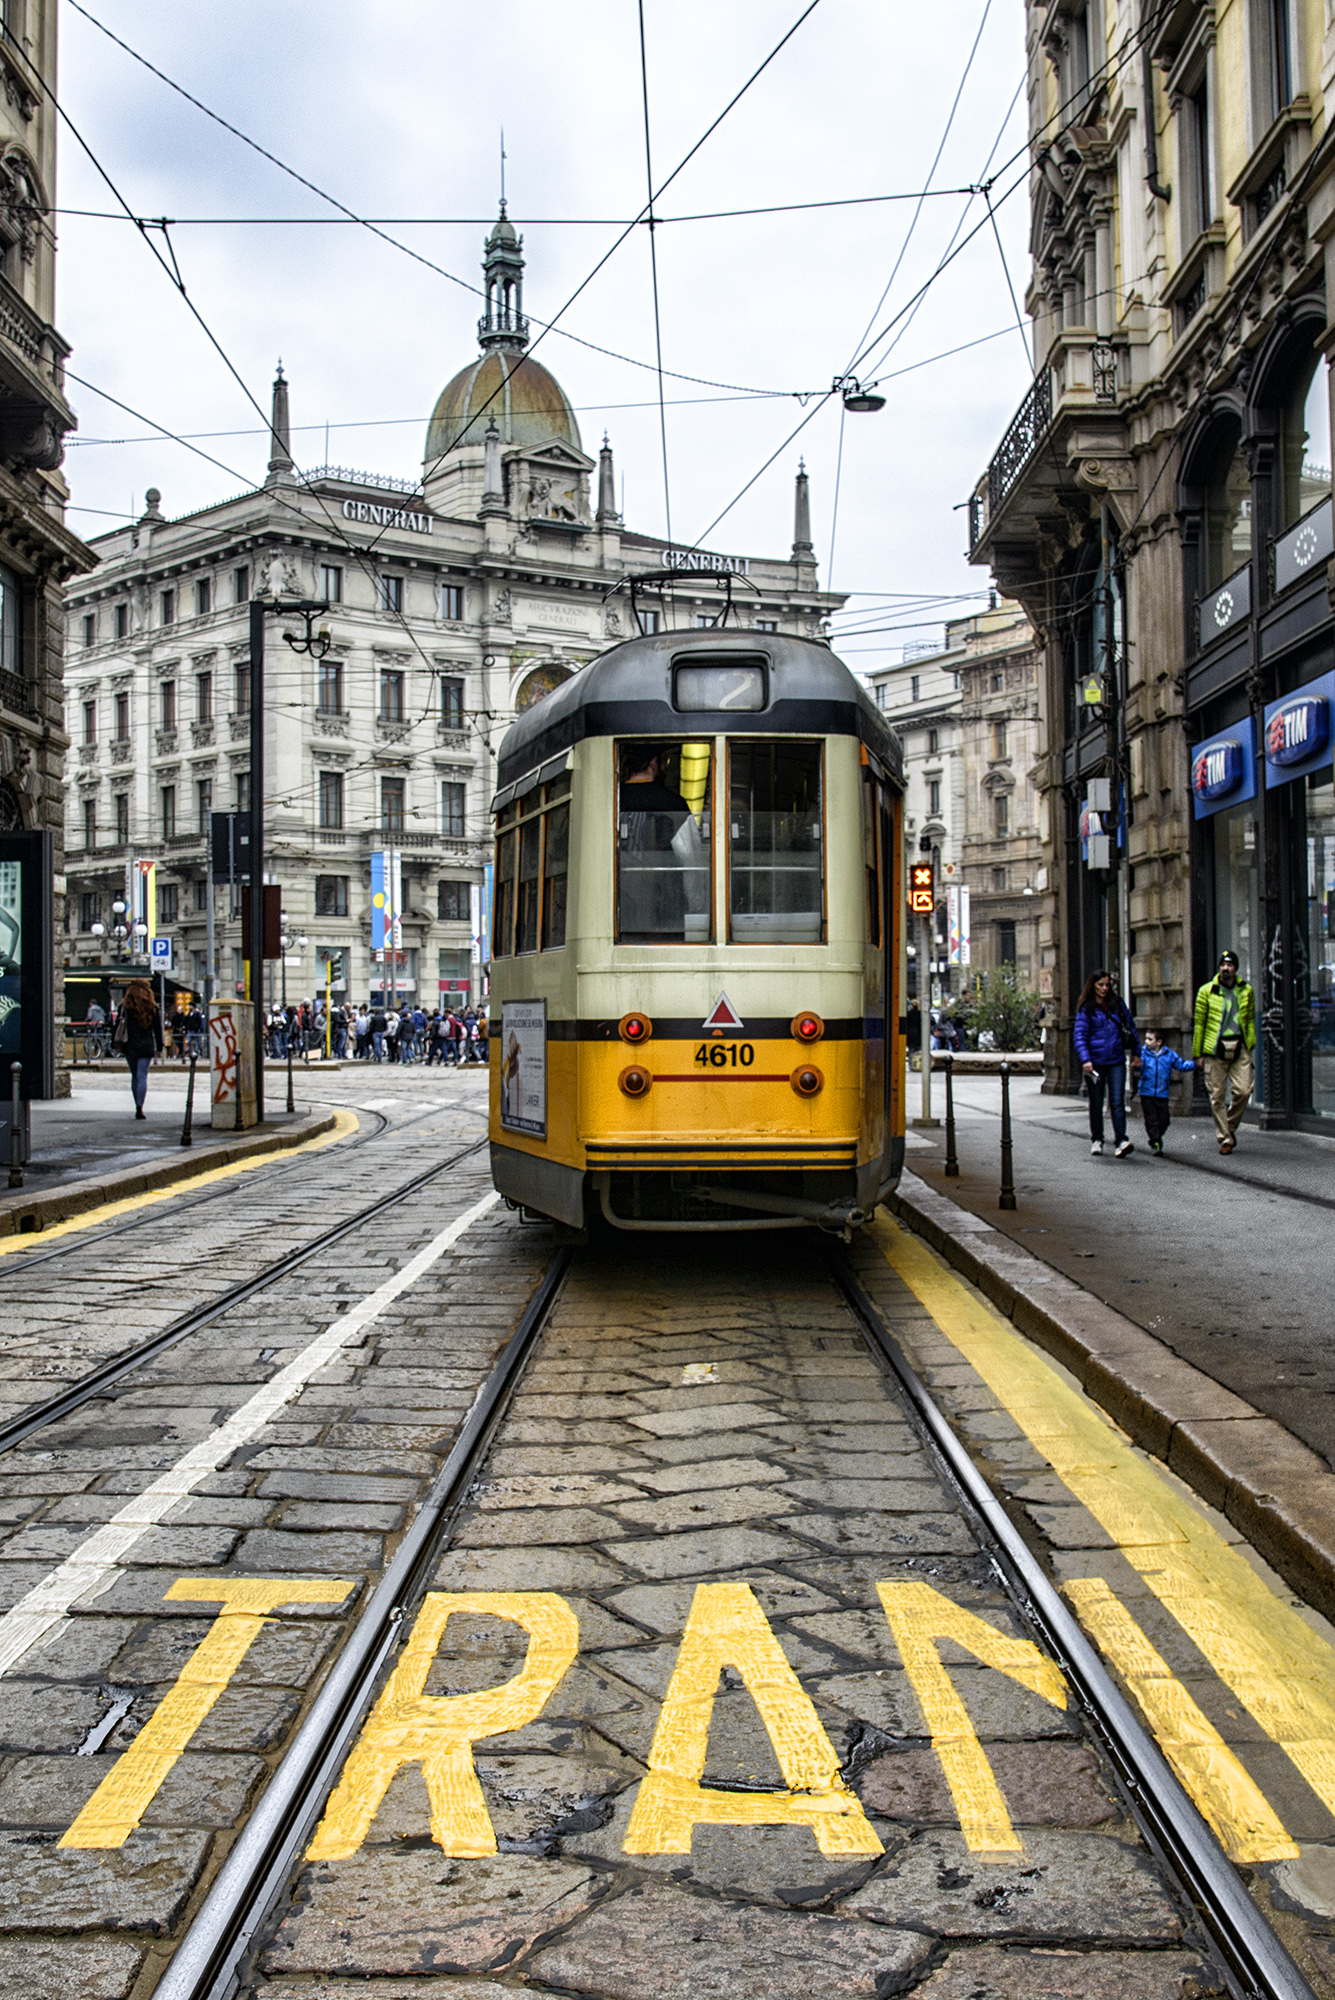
150 936 173 975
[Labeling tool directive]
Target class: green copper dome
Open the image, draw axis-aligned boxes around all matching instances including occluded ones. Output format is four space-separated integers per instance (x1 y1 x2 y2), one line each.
425 349 582 463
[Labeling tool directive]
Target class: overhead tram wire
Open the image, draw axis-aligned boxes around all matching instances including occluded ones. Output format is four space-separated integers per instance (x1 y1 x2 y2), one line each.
406 0 830 515
637 0 673 548
60 0 836 603
856 71 1026 390
64 0 818 404
50 187 984 228
684 156 1032 554
65 319 1037 456
827 0 993 590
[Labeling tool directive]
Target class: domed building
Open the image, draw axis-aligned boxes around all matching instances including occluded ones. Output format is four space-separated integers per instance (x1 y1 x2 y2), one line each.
60 208 844 1026
423 209 594 530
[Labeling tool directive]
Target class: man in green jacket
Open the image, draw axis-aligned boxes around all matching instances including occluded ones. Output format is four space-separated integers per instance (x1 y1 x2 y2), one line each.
1192 950 1256 1154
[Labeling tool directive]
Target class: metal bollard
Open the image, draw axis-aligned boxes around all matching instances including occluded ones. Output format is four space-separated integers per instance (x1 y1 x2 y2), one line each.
181 1054 197 1147
943 1052 959 1177
999 1060 1016 1210
286 1036 296 1115
7 1060 21 1190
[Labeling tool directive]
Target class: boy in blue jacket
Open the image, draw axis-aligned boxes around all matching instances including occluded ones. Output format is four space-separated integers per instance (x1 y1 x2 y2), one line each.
1137 1030 1195 1153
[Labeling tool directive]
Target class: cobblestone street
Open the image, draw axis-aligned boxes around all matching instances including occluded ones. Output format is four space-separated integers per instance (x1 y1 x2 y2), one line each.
3 1075 1335 1996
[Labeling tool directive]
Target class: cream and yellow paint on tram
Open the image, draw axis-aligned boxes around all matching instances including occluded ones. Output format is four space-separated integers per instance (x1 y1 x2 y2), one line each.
0 1107 359 1260
872 1211 1327 1865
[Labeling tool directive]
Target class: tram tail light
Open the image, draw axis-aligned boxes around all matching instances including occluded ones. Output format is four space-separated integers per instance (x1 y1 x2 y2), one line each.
619 1065 652 1098
791 1011 824 1044
619 1012 653 1044
790 1064 824 1097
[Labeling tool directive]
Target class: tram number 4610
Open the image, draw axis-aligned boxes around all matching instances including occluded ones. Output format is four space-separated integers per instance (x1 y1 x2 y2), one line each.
694 1042 755 1068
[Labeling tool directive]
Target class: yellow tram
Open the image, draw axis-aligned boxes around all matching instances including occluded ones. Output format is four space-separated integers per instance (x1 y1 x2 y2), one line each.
487 624 906 1233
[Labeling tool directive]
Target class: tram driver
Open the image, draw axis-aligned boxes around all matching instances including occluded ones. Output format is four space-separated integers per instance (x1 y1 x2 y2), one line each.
618 741 708 944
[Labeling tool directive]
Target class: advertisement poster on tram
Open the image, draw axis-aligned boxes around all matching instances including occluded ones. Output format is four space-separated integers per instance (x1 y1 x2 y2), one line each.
500 999 546 1137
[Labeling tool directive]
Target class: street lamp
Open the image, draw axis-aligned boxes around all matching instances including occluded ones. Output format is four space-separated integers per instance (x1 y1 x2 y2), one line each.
109 900 129 962
833 374 886 414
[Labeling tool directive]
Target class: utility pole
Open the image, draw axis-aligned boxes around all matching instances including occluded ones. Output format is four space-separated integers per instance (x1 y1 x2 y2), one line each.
248 595 331 1124
248 599 266 1124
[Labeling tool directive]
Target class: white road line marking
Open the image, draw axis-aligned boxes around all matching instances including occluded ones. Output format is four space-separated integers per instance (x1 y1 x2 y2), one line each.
0 1188 501 1679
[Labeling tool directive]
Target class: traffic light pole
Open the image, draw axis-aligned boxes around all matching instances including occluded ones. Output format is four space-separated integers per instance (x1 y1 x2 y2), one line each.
918 911 936 1126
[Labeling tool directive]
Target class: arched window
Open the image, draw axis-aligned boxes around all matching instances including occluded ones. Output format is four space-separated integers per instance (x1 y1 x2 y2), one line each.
1200 418 1250 587
1280 355 1330 527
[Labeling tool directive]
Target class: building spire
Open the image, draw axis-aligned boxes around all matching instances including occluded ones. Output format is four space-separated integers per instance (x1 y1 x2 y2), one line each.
791 456 814 563
597 432 619 523
267 360 293 479
480 416 506 516
477 205 528 353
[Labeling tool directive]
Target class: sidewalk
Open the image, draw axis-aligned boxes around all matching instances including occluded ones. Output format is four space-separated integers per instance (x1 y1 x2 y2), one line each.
0 1073 337 1234
891 1069 1335 1617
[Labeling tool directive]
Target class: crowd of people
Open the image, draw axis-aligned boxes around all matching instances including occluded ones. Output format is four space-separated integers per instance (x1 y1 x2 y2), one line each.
257 999 490 1064
102 986 490 1120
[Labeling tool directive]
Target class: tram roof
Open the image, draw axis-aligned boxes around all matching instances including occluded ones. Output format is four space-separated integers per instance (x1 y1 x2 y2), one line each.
494 628 904 791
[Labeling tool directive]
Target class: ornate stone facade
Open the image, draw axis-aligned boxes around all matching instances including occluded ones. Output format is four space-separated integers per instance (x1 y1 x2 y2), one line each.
0 0 95 1074
968 0 1335 1124
62 216 841 1012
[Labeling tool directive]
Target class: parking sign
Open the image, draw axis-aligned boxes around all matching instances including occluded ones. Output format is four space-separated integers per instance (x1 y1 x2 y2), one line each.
150 936 173 974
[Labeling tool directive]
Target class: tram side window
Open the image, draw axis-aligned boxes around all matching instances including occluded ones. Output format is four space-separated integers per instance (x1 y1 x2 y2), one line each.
862 770 881 948
543 773 571 949
729 740 823 943
493 804 517 958
493 774 572 958
617 740 712 944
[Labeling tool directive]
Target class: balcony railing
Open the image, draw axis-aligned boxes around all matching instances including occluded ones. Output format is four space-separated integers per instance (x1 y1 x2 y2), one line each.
988 369 1052 521
0 665 32 714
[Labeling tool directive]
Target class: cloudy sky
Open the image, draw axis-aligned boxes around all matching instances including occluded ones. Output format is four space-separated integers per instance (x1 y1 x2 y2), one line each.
54 0 1031 668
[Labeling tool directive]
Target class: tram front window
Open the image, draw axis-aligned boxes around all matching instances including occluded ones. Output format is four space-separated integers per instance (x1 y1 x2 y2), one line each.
729 740 823 943
617 740 712 944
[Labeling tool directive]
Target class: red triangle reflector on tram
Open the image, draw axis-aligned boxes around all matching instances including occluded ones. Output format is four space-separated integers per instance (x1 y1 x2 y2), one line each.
703 993 743 1030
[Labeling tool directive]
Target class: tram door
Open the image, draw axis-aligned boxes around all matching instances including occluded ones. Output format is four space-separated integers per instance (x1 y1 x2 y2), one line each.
860 768 891 1169
880 787 897 1150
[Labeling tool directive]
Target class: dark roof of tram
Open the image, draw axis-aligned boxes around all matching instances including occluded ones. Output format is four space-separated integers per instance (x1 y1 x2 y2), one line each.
495 628 904 788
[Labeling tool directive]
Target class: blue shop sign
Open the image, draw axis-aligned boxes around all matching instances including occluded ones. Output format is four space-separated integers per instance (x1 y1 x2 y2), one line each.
1191 721 1256 820
1263 670 1335 786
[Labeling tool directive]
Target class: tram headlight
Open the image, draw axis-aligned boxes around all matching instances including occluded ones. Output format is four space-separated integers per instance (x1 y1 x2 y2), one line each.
791 1011 824 1044
619 1064 652 1098
790 1064 824 1097
619 1012 653 1044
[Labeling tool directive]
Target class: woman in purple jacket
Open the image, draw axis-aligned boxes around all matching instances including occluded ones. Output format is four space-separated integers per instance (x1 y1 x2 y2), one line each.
1073 968 1141 1158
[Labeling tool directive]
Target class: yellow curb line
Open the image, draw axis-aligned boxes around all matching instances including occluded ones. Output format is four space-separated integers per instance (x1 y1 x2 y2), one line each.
0 1108 359 1259
871 1210 1335 1864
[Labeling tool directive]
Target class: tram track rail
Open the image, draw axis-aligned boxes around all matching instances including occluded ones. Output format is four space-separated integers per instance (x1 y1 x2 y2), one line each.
0 1084 492 1276
0 1130 491 1459
829 1253 1315 2000
111 1230 1316 2000
152 1246 573 2000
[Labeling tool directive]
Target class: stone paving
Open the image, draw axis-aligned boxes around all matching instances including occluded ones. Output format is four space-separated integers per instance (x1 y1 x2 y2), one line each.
2 1105 1333 1998
253 1241 1222 2000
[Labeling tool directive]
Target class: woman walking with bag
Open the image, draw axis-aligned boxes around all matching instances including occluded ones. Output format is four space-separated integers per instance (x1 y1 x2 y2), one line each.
1073 968 1141 1158
116 977 163 1121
